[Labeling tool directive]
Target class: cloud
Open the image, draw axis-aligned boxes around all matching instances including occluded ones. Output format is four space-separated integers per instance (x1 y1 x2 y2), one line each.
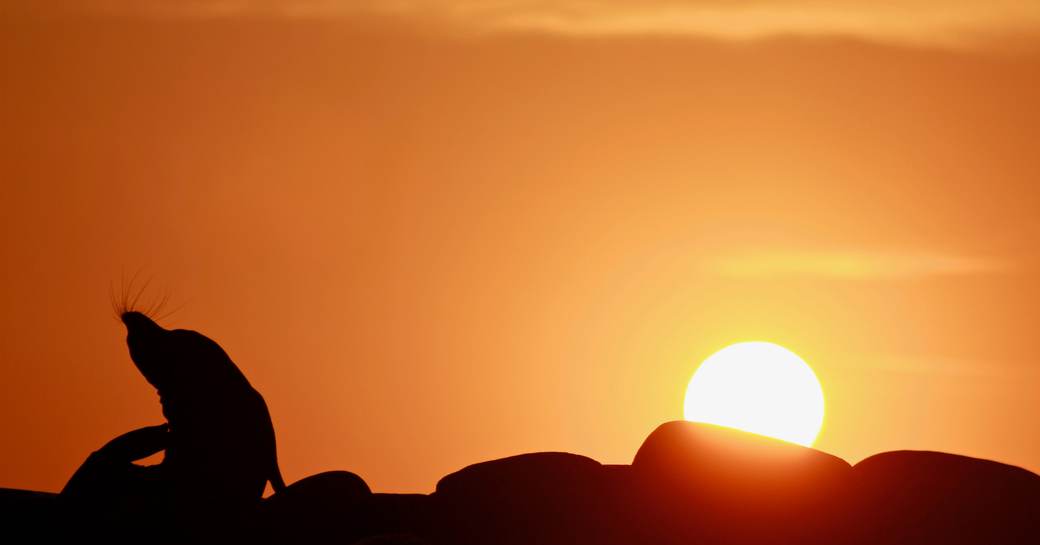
868 353 1040 379
701 251 1011 279
43 1 1040 48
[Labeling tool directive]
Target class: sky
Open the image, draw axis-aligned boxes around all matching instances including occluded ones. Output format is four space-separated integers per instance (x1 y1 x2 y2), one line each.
2 1 1039 493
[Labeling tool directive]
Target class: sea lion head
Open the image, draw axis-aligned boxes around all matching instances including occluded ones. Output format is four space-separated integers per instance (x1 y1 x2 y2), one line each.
122 311 249 417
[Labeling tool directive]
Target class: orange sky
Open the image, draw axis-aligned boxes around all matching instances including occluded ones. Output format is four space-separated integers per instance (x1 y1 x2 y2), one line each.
2 2 1039 493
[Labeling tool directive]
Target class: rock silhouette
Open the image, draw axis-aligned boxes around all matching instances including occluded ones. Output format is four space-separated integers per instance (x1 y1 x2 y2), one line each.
847 450 1040 544
431 452 628 545
631 421 853 544
256 470 372 543
8 422 1037 544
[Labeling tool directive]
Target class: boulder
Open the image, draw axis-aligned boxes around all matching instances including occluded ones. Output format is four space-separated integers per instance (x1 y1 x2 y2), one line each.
847 451 1040 545
631 421 852 544
432 452 618 545
436 452 602 499
256 471 372 544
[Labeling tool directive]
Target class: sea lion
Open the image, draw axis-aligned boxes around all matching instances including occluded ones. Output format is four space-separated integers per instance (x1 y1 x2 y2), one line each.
61 310 287 540
120 311 286 529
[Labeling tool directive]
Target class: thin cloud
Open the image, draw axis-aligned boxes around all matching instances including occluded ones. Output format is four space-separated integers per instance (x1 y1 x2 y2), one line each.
49 1 1040 48
859 353 1040 380
702 252 1011 279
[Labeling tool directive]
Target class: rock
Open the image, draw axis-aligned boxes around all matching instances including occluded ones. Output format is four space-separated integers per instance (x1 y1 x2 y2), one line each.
436 452 602 498
848 451 1040 545
432 452 617 545
631 421 852 544
7 423 1040 545
633 420 852 491
256 471 372 544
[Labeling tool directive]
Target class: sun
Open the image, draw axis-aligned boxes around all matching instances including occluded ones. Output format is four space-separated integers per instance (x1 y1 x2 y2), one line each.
683 341 824 447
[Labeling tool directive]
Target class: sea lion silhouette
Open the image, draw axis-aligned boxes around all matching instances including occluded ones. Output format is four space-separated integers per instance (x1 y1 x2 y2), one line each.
121 311 286 530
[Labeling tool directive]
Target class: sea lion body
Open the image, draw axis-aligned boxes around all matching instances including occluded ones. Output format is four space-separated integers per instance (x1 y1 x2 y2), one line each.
122 312 285 530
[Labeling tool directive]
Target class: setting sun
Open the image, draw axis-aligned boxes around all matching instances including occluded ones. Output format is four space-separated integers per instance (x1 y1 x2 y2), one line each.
684 342 825 447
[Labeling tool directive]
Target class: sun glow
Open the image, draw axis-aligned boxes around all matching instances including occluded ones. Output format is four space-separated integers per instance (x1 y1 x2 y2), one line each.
683 342 824 447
